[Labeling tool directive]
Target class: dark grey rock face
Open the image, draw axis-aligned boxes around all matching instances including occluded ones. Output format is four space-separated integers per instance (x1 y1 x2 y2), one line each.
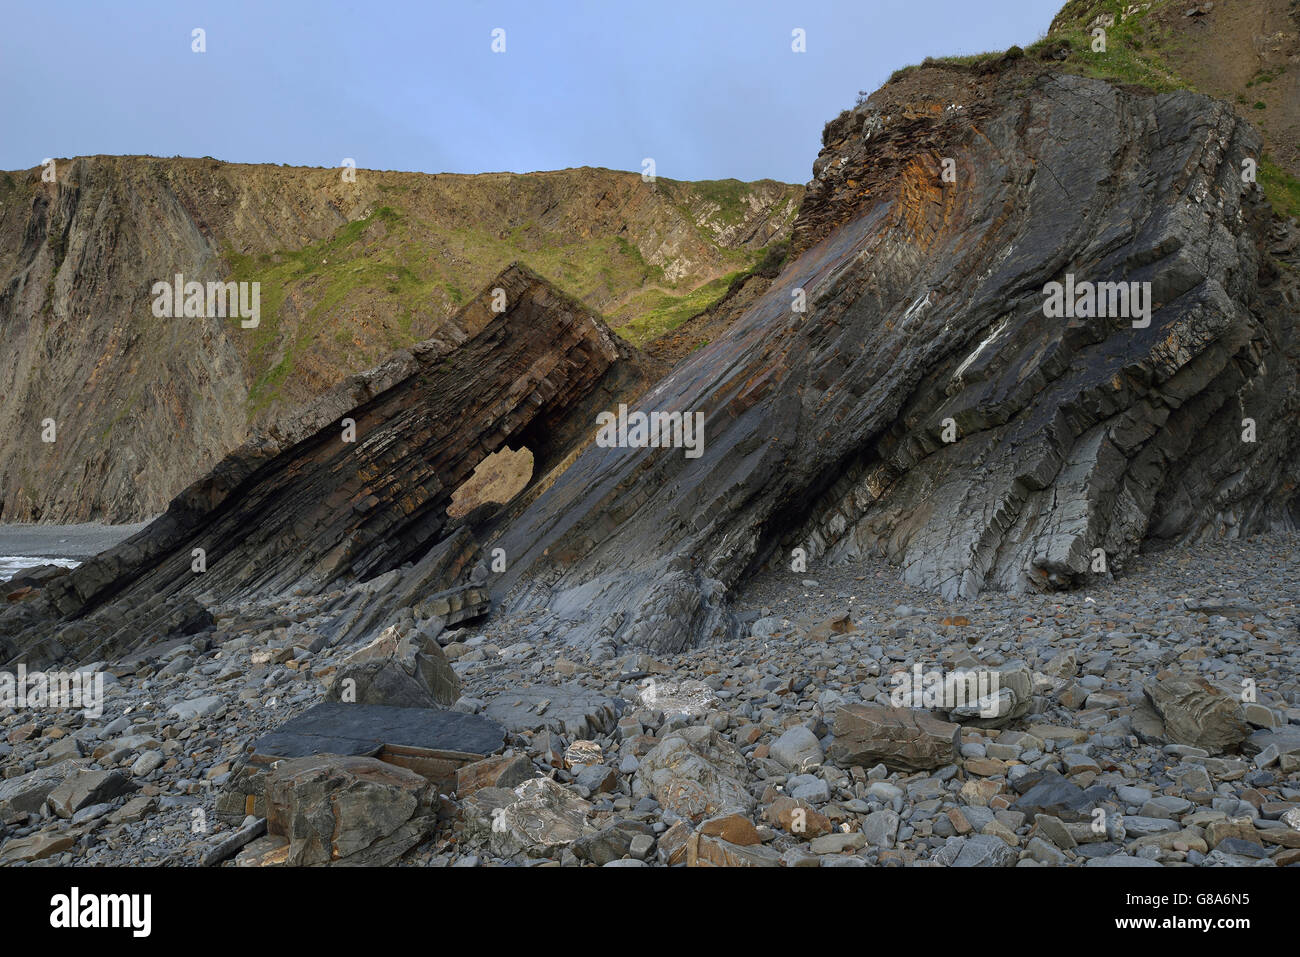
3 69 1296 667
0 265 653 666
486 71 1298 652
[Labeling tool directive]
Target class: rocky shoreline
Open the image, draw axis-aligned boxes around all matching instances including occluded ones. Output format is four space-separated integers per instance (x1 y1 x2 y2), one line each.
2 531 1295 867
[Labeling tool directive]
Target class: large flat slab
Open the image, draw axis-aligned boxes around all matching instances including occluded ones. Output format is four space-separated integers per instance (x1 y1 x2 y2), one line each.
251 703 507 763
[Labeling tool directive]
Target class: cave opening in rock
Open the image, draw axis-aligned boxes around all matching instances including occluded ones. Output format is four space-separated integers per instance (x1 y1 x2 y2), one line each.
446 446 535 519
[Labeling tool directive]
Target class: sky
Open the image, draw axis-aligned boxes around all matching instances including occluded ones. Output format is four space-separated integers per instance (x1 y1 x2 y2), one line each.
0 0 1063 184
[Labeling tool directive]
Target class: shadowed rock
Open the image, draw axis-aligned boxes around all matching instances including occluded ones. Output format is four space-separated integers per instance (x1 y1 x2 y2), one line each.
5 65 1298 667
1 264 653 666
484 68 1299 653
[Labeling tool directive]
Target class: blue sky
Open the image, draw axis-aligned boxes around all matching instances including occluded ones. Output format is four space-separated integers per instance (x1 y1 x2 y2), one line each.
1 0 1062 183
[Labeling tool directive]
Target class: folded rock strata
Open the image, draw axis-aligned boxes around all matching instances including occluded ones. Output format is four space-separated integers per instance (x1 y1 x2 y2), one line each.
1 264 652 666
5 65 1298 665
485 68 1299 652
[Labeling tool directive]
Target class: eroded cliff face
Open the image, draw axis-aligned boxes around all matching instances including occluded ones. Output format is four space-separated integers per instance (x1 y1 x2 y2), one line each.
0 159 799 523
4 58 1299 667
1049 0 1300 186
0 265 655 666
485 64 1299 655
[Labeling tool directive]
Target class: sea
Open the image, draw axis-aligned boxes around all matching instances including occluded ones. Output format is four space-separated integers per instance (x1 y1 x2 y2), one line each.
0 556 80 581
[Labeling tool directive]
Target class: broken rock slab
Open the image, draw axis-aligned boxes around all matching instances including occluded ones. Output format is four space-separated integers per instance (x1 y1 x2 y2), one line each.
631 677 719 719
687 832 782 867
572 819 657 865
265 755 436 866
217 702 505 823
634 729 754 823
0 761 86 822
462 777 596 859
455 753 535 797
829 704 960 772
325 623 460 709
1144 677 1250 753
769 725 824 771
1012 771 1112 823
46 768 136 819
0 829 78 863
945 661 1034 727
484 683 622 738
936 833 1019 867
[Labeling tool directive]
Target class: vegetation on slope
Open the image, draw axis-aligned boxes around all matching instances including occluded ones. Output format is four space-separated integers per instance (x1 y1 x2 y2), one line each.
216 171 800 416
885 0 1300 220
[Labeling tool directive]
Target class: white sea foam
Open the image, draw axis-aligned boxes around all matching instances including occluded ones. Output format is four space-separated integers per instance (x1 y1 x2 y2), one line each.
0 556 79 581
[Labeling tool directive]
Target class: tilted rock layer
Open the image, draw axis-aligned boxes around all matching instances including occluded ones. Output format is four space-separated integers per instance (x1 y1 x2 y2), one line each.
0 265 653 665
489 66 1299 652
4 63 1298 664
0 159 798 523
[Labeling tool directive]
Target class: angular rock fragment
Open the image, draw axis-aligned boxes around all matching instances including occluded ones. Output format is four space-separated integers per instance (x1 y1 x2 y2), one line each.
0 830 77 863
945 661 1034 727
1144 677 1250 753
635 731 754 822
466 777 596 859
698 811 762 846
484 684 621 738
829 704 959 772
265 755 435 866
687 832 782 867
1011 771 1110 823
455 753 535 797
46 768 136 819
573 819 656 865
769 725 824 770
325 623 460 709
0 762 83 822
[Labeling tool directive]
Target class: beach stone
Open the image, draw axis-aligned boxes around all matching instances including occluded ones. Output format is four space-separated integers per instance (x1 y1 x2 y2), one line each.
484 684 621 738
1144 678 1249 753
635 732 754 822
265 754 434 866
573 819 656 865
325 624 459 708
0 830 77 863
810 831 867 854
699 811 762 846
46 768 135 819
829 704 960 771
1011 771 1105 822
455 753 534 797
770 726 824 770
688 833 782 867
131 750 163 777
861 809 901 848
945 834 1018 867
168 695 225 721
0 763 81 821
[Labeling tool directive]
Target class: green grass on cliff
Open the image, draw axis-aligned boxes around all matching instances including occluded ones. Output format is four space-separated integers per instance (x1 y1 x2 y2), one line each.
226 205 429 416
1043 0 1300 218
618 270 746 346
222 196 778 415
1260 157 1300 220
885 0 1300 222
674 178 759 227
1040 0 1186 92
